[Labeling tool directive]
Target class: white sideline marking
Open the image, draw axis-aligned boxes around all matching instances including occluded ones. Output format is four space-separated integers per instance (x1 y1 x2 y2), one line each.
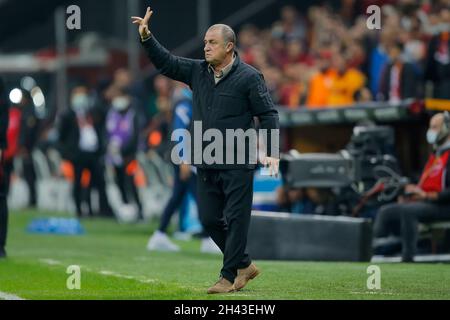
99 270 157 283
39 258 158 284
0 291 25 300
350 291 395 295
38 258 237 294
39 258 63 265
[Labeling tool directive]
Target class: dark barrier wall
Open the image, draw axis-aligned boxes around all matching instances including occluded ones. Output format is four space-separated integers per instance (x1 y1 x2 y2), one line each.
247 211 373 262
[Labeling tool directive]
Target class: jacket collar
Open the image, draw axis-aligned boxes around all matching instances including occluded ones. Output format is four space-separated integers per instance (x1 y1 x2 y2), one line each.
203 51 240 75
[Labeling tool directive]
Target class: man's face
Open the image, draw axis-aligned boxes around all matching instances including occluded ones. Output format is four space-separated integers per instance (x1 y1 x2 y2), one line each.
389 46 402 62
204 28 229 65
429 114 444 133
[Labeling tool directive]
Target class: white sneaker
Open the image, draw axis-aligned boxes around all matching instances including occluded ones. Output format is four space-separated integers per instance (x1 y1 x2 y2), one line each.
173 231 192 241
146 231 180 252
200 237 222 254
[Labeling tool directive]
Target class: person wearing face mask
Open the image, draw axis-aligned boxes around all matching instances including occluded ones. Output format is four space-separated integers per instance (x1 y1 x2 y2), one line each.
58 85 113 218
105 88 143 220
373 112 450 262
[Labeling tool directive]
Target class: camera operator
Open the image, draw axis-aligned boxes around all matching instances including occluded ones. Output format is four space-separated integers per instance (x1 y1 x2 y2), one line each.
374 112 450 262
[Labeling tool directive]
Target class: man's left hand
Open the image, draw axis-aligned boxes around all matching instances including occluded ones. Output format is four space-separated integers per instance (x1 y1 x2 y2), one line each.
405 185 438 201
262 156 280 177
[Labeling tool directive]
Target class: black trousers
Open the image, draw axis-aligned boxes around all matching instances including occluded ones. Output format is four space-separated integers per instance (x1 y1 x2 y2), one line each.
22 155 37 207
196 168 254 283
374 201 450 260
0 156 12 250
73 152 113 218
159 164 197 233
113 163 143 218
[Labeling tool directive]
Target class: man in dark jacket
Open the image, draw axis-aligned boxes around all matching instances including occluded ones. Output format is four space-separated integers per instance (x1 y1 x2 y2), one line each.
58 85 113 218
379 42 420 103
425 10 450 100
132 7 280 294
17 90 39 207
0 77 9 258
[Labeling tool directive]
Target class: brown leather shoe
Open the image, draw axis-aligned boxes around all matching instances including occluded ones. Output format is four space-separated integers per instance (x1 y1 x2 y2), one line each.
207 277 235 294
234 263 260 291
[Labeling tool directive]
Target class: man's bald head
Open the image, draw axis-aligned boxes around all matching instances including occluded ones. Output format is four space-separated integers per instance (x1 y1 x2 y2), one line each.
207 24 236 47
430 113 445 131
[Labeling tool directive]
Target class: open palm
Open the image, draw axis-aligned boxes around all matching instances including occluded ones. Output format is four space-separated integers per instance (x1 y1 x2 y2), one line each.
131 6 153 39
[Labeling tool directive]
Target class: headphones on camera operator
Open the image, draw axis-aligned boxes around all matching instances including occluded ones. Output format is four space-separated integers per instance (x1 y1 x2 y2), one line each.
441 111 450 140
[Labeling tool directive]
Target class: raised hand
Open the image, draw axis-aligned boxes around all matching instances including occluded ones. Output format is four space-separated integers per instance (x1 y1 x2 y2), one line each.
131 6 153 40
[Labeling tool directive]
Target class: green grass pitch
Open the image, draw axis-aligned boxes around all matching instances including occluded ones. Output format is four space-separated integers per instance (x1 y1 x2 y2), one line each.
0 209 449 300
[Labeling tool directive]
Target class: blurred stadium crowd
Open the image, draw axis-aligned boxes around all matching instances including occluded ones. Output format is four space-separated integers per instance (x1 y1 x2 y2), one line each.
237 0 450 108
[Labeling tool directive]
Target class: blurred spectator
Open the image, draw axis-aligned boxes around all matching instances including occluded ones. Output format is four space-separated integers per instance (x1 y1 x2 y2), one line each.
327 54 366 106
275 186 339 215
92 76 113 123
378 42 420 103
279 5 307 42
58 85 113 218
279 63 309 108
17 90 40 207
268 23 288 69
105 87 143 220
260 67 283 104
112 68 148 128
276 186 316 214
0 93 22 213
0 77 9 258
143 75 173 159
3 99 21 174
354 87 374 103
368 30 394 97
284 39 314 68
306 54 338 107
425 7 450 99
238 24 260 65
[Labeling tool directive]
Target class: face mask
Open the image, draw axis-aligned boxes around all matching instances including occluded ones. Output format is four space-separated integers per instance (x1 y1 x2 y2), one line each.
427 129 438 145
71 94 89 112
112 96 130 111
